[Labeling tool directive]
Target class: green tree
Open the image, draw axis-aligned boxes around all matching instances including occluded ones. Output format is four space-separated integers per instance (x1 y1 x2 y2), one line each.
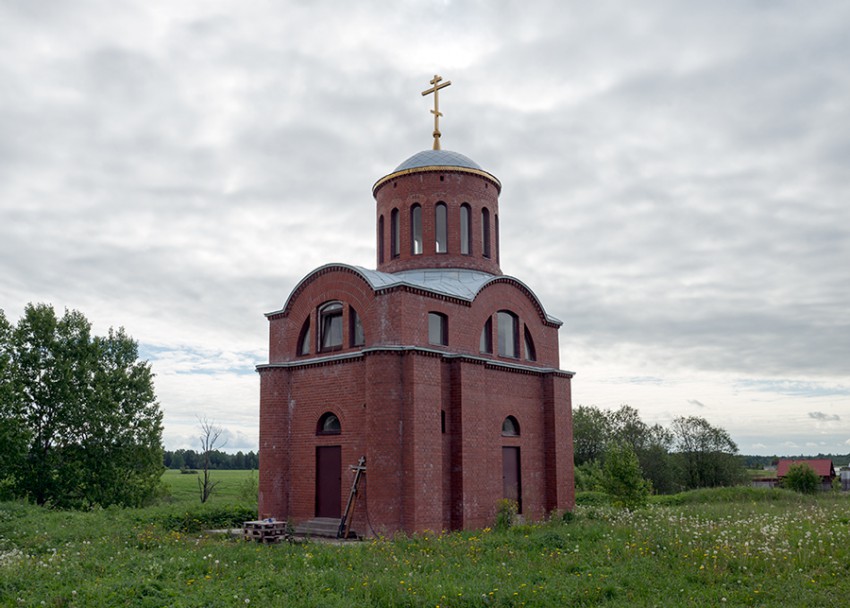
572 405 612 466
671 416 743 490
575 460 605 492
573 404 675 494
0 303 163 507
782 463 820 494
0 310 29 498
602 442 652 509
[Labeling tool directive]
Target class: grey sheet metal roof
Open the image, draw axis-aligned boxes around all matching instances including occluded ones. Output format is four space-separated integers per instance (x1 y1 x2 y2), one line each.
373 149 501 195
357 266 495 300
272 264 562 326
394 149 482 172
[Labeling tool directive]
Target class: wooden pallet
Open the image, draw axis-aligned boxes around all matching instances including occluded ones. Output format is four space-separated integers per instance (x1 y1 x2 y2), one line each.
242 519 291 543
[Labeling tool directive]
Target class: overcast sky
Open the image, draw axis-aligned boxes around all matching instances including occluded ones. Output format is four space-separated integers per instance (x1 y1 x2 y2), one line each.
2 0 849 457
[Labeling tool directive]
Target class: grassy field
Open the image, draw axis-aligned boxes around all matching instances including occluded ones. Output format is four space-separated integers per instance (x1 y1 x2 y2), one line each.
160 469 258 506
2 480 850 607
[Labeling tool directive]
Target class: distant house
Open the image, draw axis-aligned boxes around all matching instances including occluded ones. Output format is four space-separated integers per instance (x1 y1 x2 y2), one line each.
777 459 836 491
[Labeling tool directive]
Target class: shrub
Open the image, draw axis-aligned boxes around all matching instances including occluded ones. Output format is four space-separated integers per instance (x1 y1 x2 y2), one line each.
575 460 605 492
494 498 518 531
602 442 652 509
149 504 257 532
575 491 611 506
782 463 820 494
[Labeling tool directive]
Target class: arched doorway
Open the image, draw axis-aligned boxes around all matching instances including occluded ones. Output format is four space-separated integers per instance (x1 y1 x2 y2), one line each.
315 413 342 518
501 416 522 513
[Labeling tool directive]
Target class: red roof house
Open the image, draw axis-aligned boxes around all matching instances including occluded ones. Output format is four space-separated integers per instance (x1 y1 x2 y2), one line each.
777 459 836 482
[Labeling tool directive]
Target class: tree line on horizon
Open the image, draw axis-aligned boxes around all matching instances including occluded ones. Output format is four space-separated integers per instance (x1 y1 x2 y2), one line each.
164 448 258 471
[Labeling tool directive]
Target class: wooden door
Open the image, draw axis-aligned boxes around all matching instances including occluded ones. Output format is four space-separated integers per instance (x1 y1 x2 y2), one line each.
502 446 522 513
315 446 342 518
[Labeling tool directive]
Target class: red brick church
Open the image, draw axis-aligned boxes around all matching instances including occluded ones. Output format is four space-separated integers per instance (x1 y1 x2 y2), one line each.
257 76 574 536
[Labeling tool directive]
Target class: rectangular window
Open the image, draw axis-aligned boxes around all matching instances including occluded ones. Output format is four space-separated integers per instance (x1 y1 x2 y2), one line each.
435 203 447 253
391 209 400 258
479 317 492 353
411 205 423 255
497 311 518 358
350 308 365 347
428 312 447 346
460 204 470 255
482 208 491 258
320 303 344 351
378 215 385 264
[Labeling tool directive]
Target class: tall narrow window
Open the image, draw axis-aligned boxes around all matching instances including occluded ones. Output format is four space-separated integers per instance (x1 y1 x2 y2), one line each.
350 307 365 347
319 302 343 352
497 310 519 358
378 215 385 264
411 204 422 255
391 208 400 258
493 214 499 264
482 208 491 258
435 203 447 253
297 317 311 356
428 312 448 346
479 317 493 353
460 204 471 255
523 326 536 361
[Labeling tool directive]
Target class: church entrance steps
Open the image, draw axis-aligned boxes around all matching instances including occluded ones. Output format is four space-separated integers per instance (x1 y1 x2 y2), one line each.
294 517 347 538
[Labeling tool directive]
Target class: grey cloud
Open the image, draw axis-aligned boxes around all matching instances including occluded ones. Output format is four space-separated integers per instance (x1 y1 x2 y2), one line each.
3 1 850 453
808 411 840 422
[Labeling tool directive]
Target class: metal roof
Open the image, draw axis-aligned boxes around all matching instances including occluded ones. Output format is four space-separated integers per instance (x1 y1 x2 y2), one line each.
394 149 482 172
357 267 495 300
271 264 561 326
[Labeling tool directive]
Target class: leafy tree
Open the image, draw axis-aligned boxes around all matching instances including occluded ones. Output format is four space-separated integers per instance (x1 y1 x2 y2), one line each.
574 404 675 493
782 463 820 494
0 303 163 507
602 442 651 509
671 416 743 490
0 310 29 498
572 405 612 466
575 460 605 492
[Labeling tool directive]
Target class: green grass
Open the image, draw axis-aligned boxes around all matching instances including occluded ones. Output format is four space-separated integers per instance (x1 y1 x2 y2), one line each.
161 469 258 506
2 488 850 607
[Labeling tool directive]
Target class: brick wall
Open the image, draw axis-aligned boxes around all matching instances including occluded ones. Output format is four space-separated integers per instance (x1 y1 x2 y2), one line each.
374 170 502 275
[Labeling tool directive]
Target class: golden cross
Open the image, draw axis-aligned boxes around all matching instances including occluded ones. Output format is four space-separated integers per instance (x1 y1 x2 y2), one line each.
421 74 452 150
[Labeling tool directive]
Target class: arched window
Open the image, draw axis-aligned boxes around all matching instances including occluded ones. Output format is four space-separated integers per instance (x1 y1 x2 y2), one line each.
460 204 471 255
481 208 491 258
411 204 423 255
391 208 400 258
497 310 519 358
523 326 536 361
502 416 520 437
428 312 448 346
378 215 385 264
479 317 493 354
350 307 365 347
297 317 311 356
317 412 341 435
319 301 343 352
435 203 447 253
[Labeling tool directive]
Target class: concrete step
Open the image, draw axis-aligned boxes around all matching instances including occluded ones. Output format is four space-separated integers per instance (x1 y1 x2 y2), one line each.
294 517 343 538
